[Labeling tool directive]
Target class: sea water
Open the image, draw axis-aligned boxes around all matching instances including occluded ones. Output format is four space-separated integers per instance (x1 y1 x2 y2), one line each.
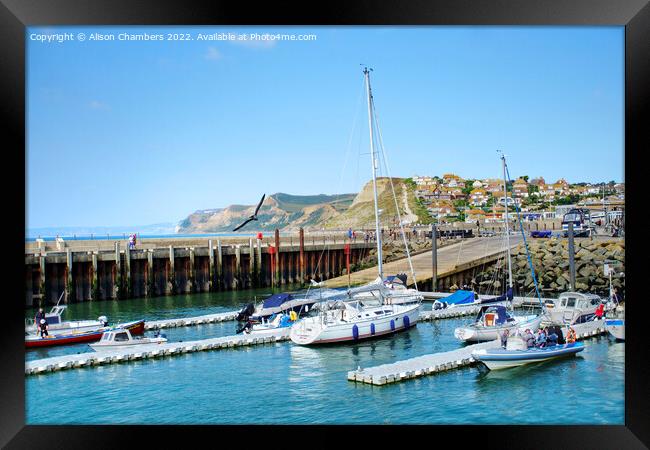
25 291 624 425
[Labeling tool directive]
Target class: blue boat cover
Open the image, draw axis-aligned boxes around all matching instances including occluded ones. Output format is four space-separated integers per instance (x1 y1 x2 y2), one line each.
476 305 509 325
262 293 293 308
443 290 475 305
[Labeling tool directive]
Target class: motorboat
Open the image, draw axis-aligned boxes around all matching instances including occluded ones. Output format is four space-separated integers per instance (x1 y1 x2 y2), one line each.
472 337 584 370
89 327 167 350
25 319 145 349
237 289 342 323
544 292 607 325
454 305 542 343
605 305 625 341
290 68 422 346
561 208 595 238
239 311 297 338
26 296 109 336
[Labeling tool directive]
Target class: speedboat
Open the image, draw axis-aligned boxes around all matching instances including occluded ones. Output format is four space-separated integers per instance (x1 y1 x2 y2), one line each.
89 327 167 350
239 311 297 338
25 319 145 348
26 304 109 336
472 336 584 370
605 305 625 341
544 292 607 325
454 305 542 343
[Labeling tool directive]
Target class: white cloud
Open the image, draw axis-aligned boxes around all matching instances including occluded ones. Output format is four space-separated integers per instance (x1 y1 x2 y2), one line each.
204 47 222 60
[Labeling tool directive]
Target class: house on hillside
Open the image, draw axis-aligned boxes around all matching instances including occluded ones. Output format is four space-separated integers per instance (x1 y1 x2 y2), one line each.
465 209 486 223
512 178 529 198
469 188 489 207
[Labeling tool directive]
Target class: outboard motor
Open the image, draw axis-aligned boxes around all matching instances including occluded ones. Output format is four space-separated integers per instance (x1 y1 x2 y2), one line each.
396 273 408 285
98 315 108 327
236 303 255 322
236 320 253 334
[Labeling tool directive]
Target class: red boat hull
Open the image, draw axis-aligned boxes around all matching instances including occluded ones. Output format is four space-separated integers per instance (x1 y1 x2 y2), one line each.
25 320 145 348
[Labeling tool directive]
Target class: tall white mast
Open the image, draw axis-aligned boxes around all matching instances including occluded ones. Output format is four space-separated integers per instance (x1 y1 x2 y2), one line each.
364 67 383 280
501 153 513 289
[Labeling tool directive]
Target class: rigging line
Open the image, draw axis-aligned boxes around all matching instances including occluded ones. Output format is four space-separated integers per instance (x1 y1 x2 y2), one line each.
306 77 366 296
370 93 418 292
505 161 544 309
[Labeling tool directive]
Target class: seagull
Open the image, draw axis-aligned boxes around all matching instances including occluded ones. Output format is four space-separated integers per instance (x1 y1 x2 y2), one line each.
232 194 266 231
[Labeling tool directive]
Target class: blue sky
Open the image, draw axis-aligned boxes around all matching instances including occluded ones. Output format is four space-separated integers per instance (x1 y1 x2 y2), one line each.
27 26 624 228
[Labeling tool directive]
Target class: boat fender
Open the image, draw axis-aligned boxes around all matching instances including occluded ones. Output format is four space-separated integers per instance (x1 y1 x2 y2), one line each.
404 316 410 328
352 324 359 340
390 320 395 331
370 323 376 335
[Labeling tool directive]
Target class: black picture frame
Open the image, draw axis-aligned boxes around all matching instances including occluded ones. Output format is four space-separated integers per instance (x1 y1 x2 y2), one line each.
1 0 646 448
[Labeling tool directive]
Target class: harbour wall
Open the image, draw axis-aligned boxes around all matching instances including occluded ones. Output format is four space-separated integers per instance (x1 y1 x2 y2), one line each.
24 229 373 307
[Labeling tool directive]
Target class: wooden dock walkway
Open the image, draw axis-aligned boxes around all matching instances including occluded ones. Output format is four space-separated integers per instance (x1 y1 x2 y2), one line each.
346 319 608 386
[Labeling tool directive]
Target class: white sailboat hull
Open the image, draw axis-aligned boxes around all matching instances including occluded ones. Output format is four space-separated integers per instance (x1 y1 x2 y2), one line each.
290 303 421 345
454 315 542 343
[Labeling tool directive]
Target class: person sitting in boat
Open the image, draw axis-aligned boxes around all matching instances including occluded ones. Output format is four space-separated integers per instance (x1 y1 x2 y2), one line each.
566 327 577 344
535 328 547 348
546 327 559 346
524 329 535 348
38 319 49 338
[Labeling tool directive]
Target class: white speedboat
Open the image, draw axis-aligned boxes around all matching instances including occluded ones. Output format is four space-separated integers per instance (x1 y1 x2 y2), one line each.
290 68 422 346
454 305 542 343
239 311 297 339
89 328 167 350
544 292 607 325
26 304 108 336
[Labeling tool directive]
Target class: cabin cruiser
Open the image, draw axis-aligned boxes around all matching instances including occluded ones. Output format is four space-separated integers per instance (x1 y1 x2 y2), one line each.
25 304 108 336
454 305 542 343
89 327 167 350
562 208 595 237
544 292 607 325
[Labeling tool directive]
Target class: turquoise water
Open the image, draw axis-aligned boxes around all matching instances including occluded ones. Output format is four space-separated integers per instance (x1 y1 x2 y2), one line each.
25 291 624 425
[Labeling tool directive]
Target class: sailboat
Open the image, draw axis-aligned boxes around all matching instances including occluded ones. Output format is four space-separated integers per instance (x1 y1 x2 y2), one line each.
454 153 543 343
289 67 422 345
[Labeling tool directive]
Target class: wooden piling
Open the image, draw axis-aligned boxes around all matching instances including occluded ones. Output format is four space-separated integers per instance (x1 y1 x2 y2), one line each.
147 250 154 297
217 240 223 290
114 242 121 298
125 242 131 297
431 224 438 291
169 245 175 294
299 227 305 284
91 252 98 300
249 239 254 288
66 249 73 301
255 238 262 287
235 245 241 290
208 239 215 291
39 255 46 304
189 247 195 293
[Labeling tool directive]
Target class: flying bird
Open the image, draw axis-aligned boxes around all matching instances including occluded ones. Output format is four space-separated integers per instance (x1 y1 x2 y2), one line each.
232 194 266 231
